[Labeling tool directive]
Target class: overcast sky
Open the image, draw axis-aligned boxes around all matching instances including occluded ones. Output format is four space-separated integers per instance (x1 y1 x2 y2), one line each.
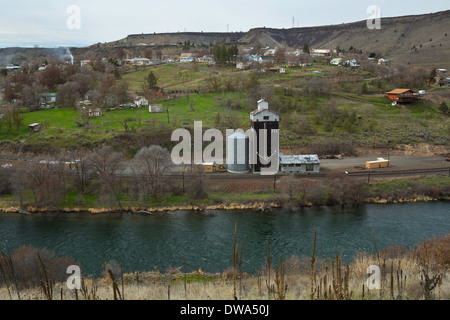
0 0 448 48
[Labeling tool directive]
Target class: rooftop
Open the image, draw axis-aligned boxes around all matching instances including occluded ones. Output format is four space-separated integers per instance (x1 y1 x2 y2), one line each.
280 154 320 165
387 89 416 94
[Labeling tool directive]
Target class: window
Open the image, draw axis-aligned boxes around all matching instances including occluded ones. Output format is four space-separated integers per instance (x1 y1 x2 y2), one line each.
306 164 314 171
263 116 269 120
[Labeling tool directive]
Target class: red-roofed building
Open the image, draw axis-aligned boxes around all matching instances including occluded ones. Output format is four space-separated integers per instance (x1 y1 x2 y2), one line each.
385 89 419 103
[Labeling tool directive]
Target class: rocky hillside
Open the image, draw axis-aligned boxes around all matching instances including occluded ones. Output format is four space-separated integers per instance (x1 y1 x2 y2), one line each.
239 10 450 68
1 10 449 68
103 9 450 68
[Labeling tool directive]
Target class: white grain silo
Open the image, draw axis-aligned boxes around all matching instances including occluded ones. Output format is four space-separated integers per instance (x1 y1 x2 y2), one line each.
226 131 249 173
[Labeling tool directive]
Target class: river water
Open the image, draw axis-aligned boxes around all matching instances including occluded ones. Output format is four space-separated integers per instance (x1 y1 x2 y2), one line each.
0 202 448 277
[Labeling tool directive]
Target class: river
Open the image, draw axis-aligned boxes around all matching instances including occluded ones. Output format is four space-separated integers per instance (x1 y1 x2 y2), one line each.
0 202 448 277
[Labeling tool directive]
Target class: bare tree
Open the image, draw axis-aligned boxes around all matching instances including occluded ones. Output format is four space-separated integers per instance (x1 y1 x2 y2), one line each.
38 66 65 90
131 145 173 201
58 81 81 108
23 158 67 207
206 76 222 91
11 107 24 132
87 146 125 209
67 150 92 195
69 73 92 99
119 117 136 132
274 47 286 64
22 83 44 111
222 75 236 92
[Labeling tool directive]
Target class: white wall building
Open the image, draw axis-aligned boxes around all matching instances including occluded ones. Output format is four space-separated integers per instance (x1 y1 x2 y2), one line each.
250 99 280 123
134 97 149 107
149 104 163 113
279 154 320 173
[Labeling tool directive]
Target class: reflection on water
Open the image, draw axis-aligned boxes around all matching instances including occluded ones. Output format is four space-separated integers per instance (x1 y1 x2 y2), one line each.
0 202 448 277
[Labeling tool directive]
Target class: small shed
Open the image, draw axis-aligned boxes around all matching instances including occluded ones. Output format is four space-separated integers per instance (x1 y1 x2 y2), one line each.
201 162 216 173
279 154 320 173
149 104 163 113
365 158 390 169
88 108 102 117
28 123 41 132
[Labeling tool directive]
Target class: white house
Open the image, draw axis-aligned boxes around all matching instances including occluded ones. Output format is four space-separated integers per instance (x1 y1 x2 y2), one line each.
40 93 57 104
123 58 151 66
197 56 215 64
344 59 360 67
279 154 320 173
236 61 252 69
134 97 149 107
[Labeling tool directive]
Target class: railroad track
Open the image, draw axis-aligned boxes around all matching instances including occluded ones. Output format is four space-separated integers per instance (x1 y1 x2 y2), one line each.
2 154 448 181
158 167 450 181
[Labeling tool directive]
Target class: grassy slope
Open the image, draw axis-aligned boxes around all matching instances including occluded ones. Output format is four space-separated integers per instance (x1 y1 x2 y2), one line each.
1 62 449 148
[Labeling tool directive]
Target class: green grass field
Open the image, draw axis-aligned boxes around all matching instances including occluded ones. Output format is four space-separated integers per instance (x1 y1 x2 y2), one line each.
1 62 449 148
122 63 213 92
0 91 250 148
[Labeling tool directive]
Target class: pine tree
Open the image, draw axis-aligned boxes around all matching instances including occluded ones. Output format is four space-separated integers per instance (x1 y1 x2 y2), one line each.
303 43 310 54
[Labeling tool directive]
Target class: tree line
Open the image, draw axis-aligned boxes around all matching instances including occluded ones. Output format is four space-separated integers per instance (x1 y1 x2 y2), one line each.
0 145 208 210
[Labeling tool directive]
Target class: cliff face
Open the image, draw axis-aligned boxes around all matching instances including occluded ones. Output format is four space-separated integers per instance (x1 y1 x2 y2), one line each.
98 9 450 68
1 10 449 68
238 10 450 67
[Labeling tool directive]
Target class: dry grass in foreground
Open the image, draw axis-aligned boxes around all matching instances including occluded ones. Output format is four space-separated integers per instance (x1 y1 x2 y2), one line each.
1 232 449 300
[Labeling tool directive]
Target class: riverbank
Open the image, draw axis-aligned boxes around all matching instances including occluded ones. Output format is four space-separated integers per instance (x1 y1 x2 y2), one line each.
1 194 448 215
0 175 448 214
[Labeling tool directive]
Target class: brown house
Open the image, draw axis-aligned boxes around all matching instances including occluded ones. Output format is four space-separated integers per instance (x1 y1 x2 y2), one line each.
385 89 418 104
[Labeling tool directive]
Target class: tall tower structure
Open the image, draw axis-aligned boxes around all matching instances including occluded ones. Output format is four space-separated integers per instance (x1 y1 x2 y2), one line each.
250 99 280 173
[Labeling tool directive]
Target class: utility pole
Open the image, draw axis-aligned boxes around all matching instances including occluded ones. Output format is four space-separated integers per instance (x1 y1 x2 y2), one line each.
182 171 185 194
167 108 170 124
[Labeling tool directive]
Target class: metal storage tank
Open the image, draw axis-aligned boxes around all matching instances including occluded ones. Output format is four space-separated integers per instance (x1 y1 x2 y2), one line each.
226 131 249 173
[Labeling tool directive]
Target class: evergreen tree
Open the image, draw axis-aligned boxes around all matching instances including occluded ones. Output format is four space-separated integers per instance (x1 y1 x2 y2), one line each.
439 101 448 114
303 43 310 54
146 71 158 90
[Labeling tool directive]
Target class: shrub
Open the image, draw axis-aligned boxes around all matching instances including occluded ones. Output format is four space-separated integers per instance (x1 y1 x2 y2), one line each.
415 235 450 268
0 246 77 288
438 102 448 114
